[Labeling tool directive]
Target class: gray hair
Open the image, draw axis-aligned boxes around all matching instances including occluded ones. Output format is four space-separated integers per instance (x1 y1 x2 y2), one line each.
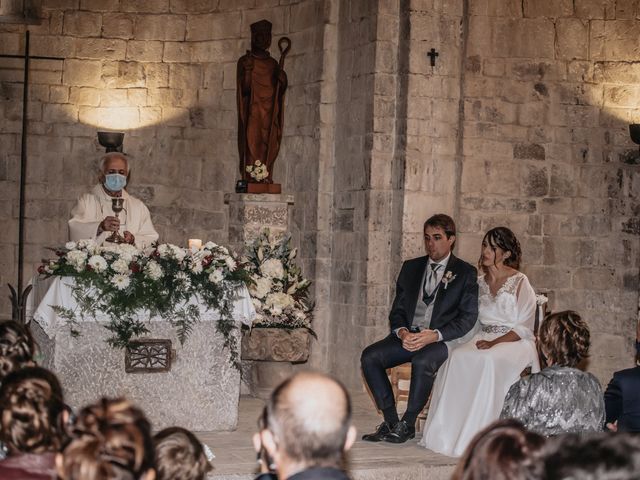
99 152 131 173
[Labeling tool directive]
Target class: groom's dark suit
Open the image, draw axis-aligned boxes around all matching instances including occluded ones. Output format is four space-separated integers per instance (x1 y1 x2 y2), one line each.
361 254 478 420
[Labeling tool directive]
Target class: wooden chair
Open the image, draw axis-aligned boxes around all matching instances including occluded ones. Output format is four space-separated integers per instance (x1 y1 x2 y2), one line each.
388 363 430 432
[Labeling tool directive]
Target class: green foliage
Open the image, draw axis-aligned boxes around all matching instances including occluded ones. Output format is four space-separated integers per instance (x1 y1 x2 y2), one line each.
40 240 248 368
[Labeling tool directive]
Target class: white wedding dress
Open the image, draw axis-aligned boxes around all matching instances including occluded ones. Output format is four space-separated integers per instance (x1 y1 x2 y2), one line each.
419 272 540 457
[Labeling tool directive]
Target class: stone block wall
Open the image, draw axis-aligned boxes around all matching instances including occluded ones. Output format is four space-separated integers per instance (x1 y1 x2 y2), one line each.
457 0 640 382
0 1 328 324
1 0 638 388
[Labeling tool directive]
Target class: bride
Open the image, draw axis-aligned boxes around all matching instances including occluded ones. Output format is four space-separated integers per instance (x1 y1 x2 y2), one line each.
419 227 540 457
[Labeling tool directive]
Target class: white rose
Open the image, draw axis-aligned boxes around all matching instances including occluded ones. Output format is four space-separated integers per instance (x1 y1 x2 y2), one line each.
65 241 77 250
208 269 224 284
66 250 88 272
260 259 284 279
251 277 272 299
111 274 130 290
112 258 130 274
265 292 295 310
170 245 187 262
204 241 218 250
157 244 170 258
88 255 107 273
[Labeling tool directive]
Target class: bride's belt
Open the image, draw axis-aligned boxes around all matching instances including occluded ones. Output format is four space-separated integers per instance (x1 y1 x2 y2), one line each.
481 325 511 334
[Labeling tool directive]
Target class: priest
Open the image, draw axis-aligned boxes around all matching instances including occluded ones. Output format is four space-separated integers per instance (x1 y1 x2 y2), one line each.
68 152 159 249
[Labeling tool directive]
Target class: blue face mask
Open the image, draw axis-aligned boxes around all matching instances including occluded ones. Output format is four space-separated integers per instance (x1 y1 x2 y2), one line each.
104 173 127 192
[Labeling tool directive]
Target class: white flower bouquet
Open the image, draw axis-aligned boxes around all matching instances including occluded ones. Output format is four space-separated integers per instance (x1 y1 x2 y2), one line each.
39 240 250 366
244 230 314 333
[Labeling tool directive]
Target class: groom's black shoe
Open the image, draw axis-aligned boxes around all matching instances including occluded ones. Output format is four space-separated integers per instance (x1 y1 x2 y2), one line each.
362 422 394 442
383 420 415 443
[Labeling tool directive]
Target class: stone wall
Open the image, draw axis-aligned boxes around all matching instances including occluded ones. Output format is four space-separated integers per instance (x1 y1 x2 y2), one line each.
1 0 638 388
0 1 328 325
456 0 640 382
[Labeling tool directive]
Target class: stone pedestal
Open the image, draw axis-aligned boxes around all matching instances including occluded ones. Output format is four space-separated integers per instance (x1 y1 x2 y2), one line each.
241 328 311 399
226 193 303 397
224 193 294 253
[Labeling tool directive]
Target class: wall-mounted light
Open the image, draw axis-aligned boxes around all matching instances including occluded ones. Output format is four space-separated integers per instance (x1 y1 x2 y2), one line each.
97 131 125 152
630 124 640 154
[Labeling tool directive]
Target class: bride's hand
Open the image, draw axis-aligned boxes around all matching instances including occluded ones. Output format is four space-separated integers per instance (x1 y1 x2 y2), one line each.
476 339 495 350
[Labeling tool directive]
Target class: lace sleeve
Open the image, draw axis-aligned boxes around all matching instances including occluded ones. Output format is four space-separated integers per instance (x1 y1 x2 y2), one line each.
511 274 536 341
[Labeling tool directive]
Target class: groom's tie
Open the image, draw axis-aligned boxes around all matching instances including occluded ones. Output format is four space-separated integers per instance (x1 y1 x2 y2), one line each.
423 263 441 306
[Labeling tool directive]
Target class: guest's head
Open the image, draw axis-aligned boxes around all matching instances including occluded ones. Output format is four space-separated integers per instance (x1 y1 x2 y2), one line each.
259 371 356 479
57 397 154 480
0 366 66 455
538 310 590 368
480 227 522 271
529 432 640 480
451 419 545 480
424 214 457 260
99 152 130 193
0 320 36 381
154 427 212 480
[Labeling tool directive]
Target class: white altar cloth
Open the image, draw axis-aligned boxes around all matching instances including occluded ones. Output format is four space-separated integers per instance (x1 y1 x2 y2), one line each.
28 276 255 338
26 276 255 432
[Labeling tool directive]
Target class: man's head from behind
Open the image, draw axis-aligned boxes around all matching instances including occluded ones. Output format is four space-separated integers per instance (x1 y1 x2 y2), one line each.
261 371 355 474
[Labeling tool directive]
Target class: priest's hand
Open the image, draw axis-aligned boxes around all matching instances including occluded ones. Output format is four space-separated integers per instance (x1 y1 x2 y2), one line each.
123 231 135 245
100 216 120 232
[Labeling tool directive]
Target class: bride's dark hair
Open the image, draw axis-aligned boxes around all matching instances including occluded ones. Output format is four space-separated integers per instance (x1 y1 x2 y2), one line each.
481 227 522 270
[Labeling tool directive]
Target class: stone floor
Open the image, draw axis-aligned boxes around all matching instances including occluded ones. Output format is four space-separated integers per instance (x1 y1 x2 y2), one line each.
197 391 457 480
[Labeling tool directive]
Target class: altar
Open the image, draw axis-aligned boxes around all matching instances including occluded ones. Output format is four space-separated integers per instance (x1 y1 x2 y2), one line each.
27 276 255 431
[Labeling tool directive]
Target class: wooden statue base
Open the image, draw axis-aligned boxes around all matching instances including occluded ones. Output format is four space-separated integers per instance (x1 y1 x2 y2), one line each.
247 182 281 194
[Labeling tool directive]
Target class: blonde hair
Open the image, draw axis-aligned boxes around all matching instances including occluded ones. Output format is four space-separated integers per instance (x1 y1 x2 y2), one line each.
58 398 154 480
154 427 212 480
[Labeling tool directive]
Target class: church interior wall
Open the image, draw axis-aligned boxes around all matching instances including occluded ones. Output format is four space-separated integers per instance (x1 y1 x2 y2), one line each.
0 0 638 388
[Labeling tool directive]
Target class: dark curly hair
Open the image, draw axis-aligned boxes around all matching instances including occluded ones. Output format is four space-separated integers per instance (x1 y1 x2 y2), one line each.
0 320 36 381
452 419 545 480
58 398 155 480
0 366 66 454
481 227 522 270
538 311 590 368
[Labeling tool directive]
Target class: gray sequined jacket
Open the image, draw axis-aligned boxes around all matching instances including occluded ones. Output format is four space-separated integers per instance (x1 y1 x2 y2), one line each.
500 365 605 436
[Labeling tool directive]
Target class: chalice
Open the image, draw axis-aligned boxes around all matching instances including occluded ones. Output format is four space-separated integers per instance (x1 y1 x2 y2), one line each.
106 197 125 244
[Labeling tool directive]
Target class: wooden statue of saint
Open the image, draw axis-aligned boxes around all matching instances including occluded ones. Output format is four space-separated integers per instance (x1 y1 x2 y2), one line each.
237 19 290 192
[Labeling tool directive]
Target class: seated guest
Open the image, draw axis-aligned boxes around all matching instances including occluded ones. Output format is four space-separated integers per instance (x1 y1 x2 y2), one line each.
500 310 604 436
256 371 356 480
0 367 67 480
604 322 640 433
527 432 640 479
57 397 155 480
0 320 36 381
68 152 158 248
154 427 212 480
451 419 545 480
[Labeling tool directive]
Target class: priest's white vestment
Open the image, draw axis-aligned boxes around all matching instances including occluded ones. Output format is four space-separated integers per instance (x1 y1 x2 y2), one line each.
68 184 159 249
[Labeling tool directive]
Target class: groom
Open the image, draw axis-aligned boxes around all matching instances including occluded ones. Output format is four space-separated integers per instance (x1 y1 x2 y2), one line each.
361 214 478 443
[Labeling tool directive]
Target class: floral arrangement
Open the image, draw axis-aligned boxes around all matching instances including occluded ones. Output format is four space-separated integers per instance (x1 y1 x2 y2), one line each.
38 239 250 366
244 230 314 333
245 160 268 182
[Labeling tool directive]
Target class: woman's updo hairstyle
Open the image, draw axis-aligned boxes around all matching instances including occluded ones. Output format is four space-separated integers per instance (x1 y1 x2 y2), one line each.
58 397 154 480
538 310 590 368
0 366 66 453
482 227 522 270
0 320 36 381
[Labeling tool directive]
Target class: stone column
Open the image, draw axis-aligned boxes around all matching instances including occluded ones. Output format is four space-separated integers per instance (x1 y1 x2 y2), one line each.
225 192 297 398
224 193 294 254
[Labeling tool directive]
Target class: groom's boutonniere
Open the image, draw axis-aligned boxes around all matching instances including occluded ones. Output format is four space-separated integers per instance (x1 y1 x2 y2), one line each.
442 271 457 290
